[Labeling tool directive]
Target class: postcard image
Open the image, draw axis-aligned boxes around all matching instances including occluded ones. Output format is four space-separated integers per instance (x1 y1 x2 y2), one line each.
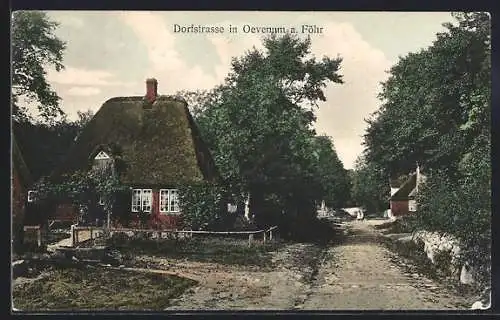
11 10 491 312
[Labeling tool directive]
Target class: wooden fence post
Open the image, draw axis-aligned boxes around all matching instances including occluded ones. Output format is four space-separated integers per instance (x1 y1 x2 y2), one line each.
248 234 253 247
270 229 273 241
263 231 267 243
71 225 75 247
37 227 42 247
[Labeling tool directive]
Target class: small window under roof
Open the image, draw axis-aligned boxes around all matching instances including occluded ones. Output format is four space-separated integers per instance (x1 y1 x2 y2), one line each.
94 151 110 160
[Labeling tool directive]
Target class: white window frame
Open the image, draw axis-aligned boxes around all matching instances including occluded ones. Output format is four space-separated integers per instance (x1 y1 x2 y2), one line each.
131 189 152 213
27 190 36 203
94 151 110 160
159 189 180 214
99 196 105 206
408 200 417 212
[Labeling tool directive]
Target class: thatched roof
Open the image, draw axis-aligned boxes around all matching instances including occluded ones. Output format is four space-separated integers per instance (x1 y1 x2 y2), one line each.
389 179 402 188
55 95 219 187
390 173 416 201
12 135 33 187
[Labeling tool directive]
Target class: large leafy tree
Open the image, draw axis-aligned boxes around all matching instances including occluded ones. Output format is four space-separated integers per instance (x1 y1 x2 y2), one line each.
186 34 346 232
11 11 66 123
350 155 388 213
363 12 490 178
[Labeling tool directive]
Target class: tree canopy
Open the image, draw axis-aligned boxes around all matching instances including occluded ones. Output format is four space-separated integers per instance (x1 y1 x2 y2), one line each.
363 12 490 179
181 34 350 236
11 11 66 123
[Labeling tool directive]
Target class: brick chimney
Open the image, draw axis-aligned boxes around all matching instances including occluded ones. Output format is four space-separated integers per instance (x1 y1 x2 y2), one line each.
145 78 158 104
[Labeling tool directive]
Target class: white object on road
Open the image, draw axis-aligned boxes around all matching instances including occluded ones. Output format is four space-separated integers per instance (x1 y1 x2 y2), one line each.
343 207 363 218
356 209 364 220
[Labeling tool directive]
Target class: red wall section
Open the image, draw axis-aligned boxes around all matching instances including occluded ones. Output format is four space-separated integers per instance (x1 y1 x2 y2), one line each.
390 200 409 216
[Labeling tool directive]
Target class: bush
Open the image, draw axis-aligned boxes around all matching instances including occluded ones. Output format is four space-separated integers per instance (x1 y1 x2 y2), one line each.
178 182 234 231
410 162 491 285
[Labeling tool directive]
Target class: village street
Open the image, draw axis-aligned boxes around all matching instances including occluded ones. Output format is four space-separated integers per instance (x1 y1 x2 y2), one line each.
162 217 473 310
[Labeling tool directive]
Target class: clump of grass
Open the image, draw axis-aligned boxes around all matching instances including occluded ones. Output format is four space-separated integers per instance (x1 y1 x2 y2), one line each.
375 218 414 234
108 235 282 267
13 267 196 311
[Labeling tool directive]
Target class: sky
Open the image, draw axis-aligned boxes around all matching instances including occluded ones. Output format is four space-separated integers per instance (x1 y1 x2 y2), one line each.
27 11 452 169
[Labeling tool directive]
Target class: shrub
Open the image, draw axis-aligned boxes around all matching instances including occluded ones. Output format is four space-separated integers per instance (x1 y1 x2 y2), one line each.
410 161 491 285
178 182 234 231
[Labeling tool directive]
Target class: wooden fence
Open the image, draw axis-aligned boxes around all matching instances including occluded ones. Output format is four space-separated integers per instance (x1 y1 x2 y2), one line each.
71 225 278 248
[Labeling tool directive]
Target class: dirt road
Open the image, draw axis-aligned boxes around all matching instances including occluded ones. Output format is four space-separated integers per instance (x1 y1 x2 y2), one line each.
163 218 473 310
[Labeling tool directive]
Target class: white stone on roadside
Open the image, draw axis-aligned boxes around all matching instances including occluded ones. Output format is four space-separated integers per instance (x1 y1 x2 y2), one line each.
460 264 475 285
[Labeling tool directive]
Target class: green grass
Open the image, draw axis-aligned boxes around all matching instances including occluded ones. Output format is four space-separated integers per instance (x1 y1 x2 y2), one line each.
13 267 196 311
109 235 283 268
374 218 414 234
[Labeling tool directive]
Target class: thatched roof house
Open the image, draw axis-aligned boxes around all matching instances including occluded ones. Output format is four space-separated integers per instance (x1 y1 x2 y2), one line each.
53 78 219 229
389 164 426 217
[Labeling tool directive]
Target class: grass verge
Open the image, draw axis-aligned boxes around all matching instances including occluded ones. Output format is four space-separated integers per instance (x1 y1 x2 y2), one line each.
108 235 283 268
13 266 196 311
374 218 414 234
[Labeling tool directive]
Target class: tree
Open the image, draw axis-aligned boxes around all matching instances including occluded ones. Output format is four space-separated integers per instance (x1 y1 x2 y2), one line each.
75 109 95 129
11 11 66 123
312 135 351 209
363 12 490 178
350 155 388 213
189 34 345 237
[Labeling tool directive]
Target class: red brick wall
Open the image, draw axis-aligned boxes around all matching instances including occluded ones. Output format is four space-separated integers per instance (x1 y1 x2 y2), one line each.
390 200 409 217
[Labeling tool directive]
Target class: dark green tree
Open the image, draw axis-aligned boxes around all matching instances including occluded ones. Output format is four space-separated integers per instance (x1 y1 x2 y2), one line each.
184 34 345 236
11 11 66 123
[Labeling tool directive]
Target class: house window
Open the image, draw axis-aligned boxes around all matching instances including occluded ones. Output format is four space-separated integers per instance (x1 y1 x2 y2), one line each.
160 189 180 214
131 189 152 213
27 190 36 202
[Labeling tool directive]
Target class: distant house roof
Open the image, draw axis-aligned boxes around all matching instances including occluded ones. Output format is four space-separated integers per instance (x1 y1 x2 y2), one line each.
54 93 219 187
12 135 33 187
390 173 417 201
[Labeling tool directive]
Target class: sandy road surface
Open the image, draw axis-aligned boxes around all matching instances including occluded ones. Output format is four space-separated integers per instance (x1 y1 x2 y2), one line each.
300 219 471 310
159 218 473 310
15 218 474 310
